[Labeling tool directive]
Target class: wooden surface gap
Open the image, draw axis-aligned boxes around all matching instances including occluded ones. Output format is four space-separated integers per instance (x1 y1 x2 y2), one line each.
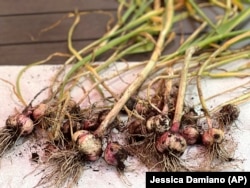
0 9 117 18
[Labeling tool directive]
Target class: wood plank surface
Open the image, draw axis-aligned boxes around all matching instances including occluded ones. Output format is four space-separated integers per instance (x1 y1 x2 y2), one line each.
0 35 185 65
0 0 118 65
0 12 200 45
0 11 116 45
0 0 118 15
0 0 222 65
0 41 92 65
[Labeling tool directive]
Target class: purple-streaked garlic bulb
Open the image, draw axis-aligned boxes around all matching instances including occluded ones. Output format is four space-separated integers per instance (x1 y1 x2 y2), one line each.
6 113 34 136
104 142 128 171
156 131 187 156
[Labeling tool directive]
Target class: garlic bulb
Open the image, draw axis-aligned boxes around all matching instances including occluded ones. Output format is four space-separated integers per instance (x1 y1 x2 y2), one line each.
146 114 169 133
202 128 224 146
73 130 102 161
104 142 128 171
6 114 34 136
32 103 47 120
180 125 199 145
156 131 187 156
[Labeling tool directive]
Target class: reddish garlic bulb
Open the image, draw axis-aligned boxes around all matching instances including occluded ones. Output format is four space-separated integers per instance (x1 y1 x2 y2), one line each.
17 114 34 135
202 128 224 147
6 114 34 136
32 103 47 121
180 125 199 145
201 130 213 147
104 142 128 171
73 130 102 161
156 131 187 156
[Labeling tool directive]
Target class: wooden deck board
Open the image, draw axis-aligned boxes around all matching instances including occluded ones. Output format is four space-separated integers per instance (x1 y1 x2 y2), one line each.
0 0 118 65
0 0 118 15
0 0 222 65
0 11 116 45
0 35 185 65
0 41 93 65
1 13 200 45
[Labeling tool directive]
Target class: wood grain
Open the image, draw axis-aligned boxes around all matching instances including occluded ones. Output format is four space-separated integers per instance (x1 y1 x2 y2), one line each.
0 0 221 65
0 0 118 15
0 35 186 65
0 11 116 45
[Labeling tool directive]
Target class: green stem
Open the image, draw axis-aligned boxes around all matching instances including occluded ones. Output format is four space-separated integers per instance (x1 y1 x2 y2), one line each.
161 29 246 62
196 30 250 117
202 72 250 77
94 0 174 137
188 0 216 30
216 7 250 34
63 2 137 65
59 26 149 98
96 41 153 72
16 53 69 106
171 47 195 133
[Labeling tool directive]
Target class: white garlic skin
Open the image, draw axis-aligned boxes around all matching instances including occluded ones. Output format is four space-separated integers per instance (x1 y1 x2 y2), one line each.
73 130 102 161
